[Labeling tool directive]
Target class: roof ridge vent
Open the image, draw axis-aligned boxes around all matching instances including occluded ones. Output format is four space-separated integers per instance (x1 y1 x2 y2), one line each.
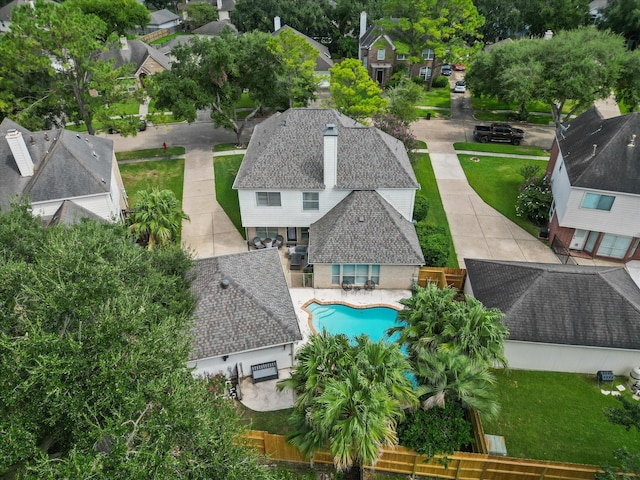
628 134 637 147
592 144 597 157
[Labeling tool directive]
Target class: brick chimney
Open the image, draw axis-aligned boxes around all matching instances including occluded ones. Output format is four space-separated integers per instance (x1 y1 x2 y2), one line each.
6 129 34 177
323 123 338 188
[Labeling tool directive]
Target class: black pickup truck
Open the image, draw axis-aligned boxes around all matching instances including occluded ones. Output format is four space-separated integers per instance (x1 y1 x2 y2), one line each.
473 123 525 145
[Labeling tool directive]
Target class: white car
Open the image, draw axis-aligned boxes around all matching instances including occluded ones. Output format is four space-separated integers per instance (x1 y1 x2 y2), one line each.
453 80 466 93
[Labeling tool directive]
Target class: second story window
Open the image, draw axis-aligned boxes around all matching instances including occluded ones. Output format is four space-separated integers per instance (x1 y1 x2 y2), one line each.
303 192 319 210
256 192 281 207
397 53 407 60
377 49 385 60
422 49 434 60
581 192 614 211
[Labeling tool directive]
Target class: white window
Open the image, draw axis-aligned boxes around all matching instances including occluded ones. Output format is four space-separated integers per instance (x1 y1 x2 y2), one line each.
597 234 632 258
256 227 279 239
419 67 432 80
331 264 380 285
362 56 367 68
422 49 434 60
301 227 309 241
377 49 385 60
303 192 319 210
397 53 407 60
256 192 281 207
581 192 614 211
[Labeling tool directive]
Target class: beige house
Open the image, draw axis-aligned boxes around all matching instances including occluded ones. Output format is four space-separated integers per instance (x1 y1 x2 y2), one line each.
101 38 172 89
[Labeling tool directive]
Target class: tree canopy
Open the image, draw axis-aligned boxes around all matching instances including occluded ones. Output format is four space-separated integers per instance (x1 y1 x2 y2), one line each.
466 27 628 127
183 2 219 31
0 203 273 478
66 0 150 38
329 58 388 121
597 0 640 50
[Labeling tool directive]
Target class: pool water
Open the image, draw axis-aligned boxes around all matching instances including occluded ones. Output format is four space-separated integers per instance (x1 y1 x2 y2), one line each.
306 301 402 343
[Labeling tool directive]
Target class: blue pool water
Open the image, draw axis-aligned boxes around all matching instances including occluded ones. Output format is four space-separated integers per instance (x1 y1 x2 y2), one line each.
306 301 402 343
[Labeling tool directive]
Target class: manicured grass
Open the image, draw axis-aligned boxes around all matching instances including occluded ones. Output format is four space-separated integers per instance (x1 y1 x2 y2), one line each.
237 92 258 109
474 111 553 125
109 101 140 116
483 369 640 465
416 86 451 108
453 142 548 157
412 153 458 268
149 32 189 45
415 140 427 149
214 143 244 152
116 146 186 161
119 158 185 207
457 154 547 237
214 154 244 237
237 403 294 435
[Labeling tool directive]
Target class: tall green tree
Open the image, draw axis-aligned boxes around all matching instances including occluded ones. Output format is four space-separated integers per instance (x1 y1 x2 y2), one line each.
267 27 319 108
0 203 274 479
329 58 388 121
598 0 640 49
0 1 137 134
67 0 150 38
183 2 219 31
152 32 286 145
277 331 417 475
128 188 189 250
378 0 484 87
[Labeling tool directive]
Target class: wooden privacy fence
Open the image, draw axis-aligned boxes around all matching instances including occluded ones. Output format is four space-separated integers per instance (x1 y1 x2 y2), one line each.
243 430 601 480
139 28 170 44
417 267 467 290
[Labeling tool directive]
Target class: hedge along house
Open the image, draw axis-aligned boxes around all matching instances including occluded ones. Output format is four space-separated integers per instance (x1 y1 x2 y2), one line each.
232 108 424 289
546 107 640 262
0 118 128 222
187 248 302 378
465 258 640 375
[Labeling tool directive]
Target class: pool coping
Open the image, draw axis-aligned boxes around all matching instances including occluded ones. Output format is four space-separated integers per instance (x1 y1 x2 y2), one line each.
301 298 402 336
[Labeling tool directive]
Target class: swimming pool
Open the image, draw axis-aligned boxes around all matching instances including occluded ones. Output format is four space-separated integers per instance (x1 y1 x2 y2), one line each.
305 301 402 342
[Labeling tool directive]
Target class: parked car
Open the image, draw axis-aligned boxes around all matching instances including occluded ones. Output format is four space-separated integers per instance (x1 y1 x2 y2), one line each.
453 80 466 93
441 64 452 76
107 118 147 134
454 64 466 71
473 123 525 145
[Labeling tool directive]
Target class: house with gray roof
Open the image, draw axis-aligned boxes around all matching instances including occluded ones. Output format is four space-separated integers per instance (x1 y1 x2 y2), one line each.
546 107 640 263
0 0 56 33
273 21 333 80
187 248 302 377
101 38 171 89
465 258 640 374
233 108 424 289
192 19 237 35
0 118 128 222
146 8 182 33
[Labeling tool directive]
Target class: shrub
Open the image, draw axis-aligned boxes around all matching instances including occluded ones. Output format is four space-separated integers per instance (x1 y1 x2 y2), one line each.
411 76 425 85
398 401 473 458
432 75 449 88
413 195 429 222
515 175 552 226
519 164 541 183
415 222 450 267
373 113 418 151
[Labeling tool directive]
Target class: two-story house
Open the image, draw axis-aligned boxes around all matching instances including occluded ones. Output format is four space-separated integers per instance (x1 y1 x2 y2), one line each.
546 107 640 262
358 12 436 86
232 108 424 289
0 118 128 222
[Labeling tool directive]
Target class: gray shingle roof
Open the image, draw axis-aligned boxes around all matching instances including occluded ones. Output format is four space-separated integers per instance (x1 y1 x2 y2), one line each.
274 25 333 71
559 107 640 195
45 200 105 226
0 118 114 211
101 39 172 73
233 108 418 190
189 248 302 361
149 8 180 26
308 190 424 265
193 19 237 35
465 258 640 349
0 0 56 22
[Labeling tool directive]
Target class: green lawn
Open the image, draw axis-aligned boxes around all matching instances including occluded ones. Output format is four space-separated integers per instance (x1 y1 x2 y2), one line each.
237 403 293 435
474 111 553 125
214 154 244 237
109 101 140 116
119 158 185 207
483 369 640 465
149 32 189 45
453 142 548 157
116 146 185 161
412 153 458 268
214 143 245 152
457 154 546 237
416 86 451 108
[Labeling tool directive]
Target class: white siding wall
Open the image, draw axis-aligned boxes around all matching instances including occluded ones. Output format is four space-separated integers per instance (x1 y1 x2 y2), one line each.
505 340 640 375
239 188 416 227
550 152 572 224
560 188 640 236
187 343 296 378
32 193 116 222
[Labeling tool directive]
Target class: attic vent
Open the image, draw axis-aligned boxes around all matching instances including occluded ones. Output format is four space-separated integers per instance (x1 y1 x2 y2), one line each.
592 144 597 156
358 216 365 222
44 133 49 141
76 134 80 139
101 178 106 184
29 135 35 145
628 134 637 147
220 278 230 289
92 151 97 157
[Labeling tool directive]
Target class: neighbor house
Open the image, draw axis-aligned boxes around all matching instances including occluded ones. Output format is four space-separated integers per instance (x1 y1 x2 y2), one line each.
465 258 640 375
358 12 437 85
100 37 172 90
233 108 424 289
0 118 128 222
546 107 640 262
187 248 302 378
0 0 57 34
146 8 182 33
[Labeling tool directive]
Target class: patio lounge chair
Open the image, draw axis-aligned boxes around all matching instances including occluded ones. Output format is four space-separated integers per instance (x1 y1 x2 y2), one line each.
253 237 265 249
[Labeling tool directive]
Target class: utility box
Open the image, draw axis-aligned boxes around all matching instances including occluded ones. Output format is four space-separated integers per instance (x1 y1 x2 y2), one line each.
484 434 507 456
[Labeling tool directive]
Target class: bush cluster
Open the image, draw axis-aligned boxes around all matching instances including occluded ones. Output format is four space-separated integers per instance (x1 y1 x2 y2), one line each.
515 164 552 226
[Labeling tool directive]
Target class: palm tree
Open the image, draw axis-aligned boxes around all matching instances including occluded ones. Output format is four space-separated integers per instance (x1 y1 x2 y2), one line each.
414 347 499 418
128 189 189 250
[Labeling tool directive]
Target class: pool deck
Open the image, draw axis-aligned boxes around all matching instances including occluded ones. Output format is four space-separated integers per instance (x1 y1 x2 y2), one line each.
239 288 411 412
